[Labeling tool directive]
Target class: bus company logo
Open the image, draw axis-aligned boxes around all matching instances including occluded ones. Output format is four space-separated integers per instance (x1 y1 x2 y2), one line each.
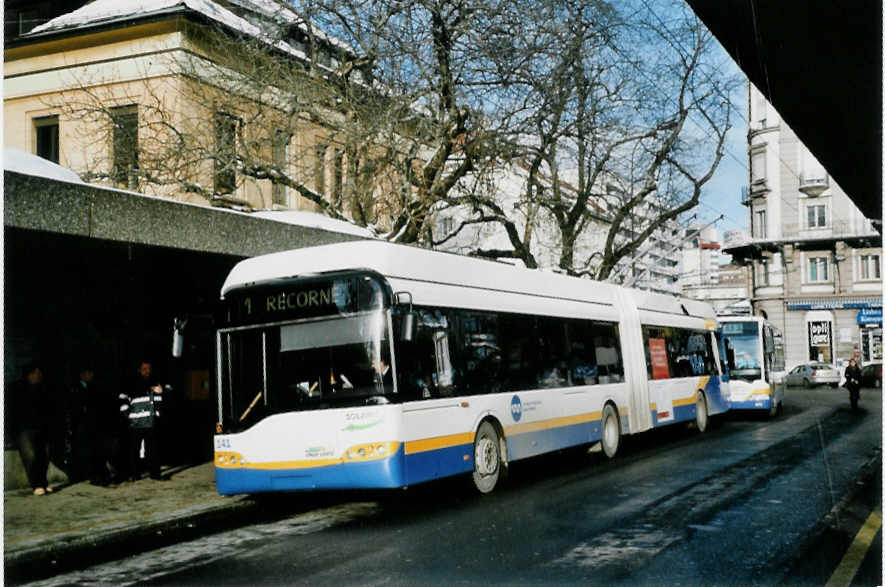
510 395 522 422
305 446 334 458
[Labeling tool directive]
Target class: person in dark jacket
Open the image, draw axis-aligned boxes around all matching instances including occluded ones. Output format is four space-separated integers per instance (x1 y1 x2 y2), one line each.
124 360 166 480
844 358 862 411
67 365 113 485
11 364 55 495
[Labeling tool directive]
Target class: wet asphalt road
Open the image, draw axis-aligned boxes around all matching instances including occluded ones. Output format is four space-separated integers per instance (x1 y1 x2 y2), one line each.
28 386 881 586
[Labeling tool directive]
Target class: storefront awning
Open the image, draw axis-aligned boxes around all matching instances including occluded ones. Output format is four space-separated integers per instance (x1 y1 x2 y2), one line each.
787 298 883 311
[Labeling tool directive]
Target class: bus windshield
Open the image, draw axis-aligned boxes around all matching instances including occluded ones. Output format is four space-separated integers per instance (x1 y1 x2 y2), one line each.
219 274 393 432
723 322 762 382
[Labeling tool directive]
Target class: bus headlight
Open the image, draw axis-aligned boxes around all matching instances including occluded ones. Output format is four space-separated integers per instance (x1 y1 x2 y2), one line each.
343 442 399 462
215 451 245 468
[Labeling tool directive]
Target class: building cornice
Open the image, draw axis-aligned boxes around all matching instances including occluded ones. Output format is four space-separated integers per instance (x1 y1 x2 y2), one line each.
5 10 196 57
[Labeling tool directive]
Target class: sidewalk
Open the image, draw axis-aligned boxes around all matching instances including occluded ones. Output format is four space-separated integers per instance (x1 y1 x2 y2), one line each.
4 461 259 583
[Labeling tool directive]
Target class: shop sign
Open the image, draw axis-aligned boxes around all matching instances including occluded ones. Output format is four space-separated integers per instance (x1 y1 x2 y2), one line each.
788 300 882 311
808 321 831 346
857 308 883 326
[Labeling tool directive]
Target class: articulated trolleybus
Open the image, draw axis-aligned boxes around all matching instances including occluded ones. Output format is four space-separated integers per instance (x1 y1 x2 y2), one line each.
214 241 728 495
719 316 785 416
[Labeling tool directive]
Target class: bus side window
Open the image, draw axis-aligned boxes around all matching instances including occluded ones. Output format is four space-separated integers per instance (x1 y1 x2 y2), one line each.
448 310 503 396
395 309 453 400
535 316 570 389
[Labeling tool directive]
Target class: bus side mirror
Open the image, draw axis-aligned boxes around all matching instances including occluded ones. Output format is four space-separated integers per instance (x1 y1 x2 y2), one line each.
401 312 415 342
394 291 415 342
172 317 187 358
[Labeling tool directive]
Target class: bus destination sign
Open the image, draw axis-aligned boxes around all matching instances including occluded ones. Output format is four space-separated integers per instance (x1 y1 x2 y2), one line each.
225 280 345 325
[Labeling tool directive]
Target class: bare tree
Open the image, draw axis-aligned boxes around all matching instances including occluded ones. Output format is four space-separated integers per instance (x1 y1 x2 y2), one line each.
49 0 736 264
432 0 738 279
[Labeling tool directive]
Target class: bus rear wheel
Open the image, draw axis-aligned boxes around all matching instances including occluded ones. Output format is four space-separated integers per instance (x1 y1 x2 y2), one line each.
600 404 620 459
694 391 709 433
472 421 502 494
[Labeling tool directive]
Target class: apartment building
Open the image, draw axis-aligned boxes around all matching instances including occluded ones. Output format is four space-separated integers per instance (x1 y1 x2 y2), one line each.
724 84 882 368
679 225 751 312
434 163 684 296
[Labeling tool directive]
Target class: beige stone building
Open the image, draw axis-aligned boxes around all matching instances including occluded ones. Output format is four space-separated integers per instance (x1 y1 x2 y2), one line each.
4 0 395 223
725 83 882 369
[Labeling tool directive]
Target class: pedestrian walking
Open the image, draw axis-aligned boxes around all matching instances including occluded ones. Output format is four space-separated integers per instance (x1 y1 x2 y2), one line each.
11 364 55 496
844 358 862 411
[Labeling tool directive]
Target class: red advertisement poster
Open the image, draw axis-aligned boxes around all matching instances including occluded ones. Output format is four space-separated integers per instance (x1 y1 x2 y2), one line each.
649 338 670 379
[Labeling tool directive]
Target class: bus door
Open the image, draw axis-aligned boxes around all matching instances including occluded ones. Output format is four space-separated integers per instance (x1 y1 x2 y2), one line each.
616 296 652 434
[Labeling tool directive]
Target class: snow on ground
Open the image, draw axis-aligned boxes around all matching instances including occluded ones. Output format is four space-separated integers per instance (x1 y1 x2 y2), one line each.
3 148 84 184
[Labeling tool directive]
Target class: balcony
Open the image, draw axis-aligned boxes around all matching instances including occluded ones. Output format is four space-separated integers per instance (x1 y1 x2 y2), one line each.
742 180 769 205
798 173 829 197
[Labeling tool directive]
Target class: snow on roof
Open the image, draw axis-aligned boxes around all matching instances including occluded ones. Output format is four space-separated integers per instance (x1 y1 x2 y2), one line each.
32 0 264 39
29 0 352 57
250 210 376 238
3 148 84 184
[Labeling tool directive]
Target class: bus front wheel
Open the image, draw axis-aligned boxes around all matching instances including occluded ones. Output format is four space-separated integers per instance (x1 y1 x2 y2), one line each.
600 404 620 459
694 392 709 433
472 421 502 494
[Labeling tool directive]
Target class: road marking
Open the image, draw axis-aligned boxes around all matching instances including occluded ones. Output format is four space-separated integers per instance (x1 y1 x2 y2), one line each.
825 507 882 587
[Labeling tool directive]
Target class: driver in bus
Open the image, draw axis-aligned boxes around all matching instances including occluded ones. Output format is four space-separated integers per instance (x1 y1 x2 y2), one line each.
374 358 394 392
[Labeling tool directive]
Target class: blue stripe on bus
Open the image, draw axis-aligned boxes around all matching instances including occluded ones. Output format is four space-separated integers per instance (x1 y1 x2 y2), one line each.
215 449 407 494
404 443 473 485
704 376 729 415
507 419 603 460
730 399 773 411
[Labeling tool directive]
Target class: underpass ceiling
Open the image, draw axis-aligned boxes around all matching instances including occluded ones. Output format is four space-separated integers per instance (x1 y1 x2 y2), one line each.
686 0 882 223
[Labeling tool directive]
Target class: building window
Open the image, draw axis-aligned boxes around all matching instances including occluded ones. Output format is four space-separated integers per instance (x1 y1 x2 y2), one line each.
757 261 770 286
750 149 766 185
272 130 290 206
753 90 767 126
314 144 327 196
439 216 455 235
860 254 881 280
753 209 767 239
808 256 829 282
332 148 344 206
214 113 238 194
34 115 59 164
806 204 827 228
111 106 138 189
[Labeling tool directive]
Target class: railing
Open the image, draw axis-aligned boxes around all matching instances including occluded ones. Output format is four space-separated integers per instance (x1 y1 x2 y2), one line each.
723 220 880 248
781 220 879 239
798 173 829 197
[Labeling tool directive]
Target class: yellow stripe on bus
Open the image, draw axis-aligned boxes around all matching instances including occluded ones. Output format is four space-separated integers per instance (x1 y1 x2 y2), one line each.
216 441 401 470
216 451 340 470
672 377 710 407
404 432 474 455
405 410 610 455
504 412 602 436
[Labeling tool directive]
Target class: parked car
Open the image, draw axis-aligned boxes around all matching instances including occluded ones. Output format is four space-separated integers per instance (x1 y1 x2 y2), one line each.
860 363 882 388
784 362 841 388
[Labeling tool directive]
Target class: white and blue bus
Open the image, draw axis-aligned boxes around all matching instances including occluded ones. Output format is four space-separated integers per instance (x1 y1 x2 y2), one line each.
213 241 728 494
719 316 786 416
